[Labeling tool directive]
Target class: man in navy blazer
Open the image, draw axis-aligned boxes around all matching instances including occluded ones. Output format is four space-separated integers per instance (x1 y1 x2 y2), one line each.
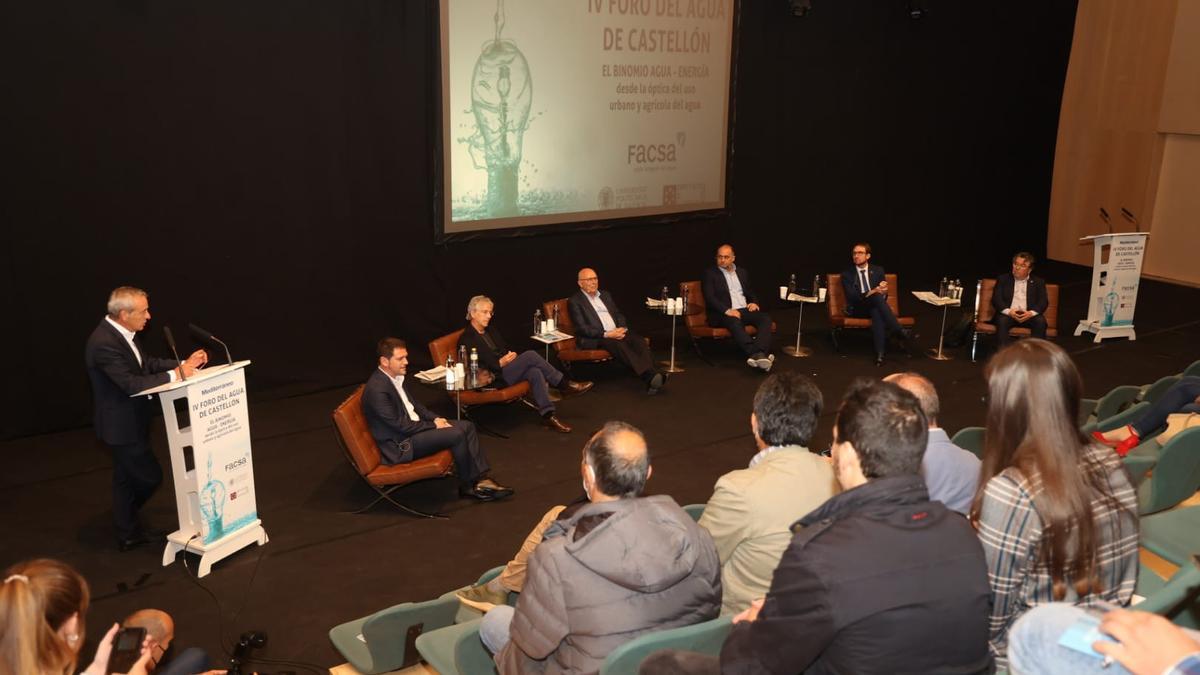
85 286 207 551
568 268 665 394
702 244 774 371
841 242 911 366
991 252 1048 347
362 337 512 501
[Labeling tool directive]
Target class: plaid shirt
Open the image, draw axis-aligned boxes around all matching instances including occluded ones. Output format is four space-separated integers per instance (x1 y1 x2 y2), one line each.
976 443 1139 664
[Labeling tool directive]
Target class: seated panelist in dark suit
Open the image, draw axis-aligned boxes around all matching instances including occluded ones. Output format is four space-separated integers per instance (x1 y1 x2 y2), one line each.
85 286 208 551
841 242 911 366
568 268 667 395
702 244 774 371
362 337 513 502
456 295 592 434
992 251 1048 347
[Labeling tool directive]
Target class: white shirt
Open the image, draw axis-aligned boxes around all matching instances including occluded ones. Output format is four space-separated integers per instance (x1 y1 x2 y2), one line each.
105 316 178 382
381 368 420 422
1004 278 1037 316
748 445 789 468
585 291 618 332
721 265 748 309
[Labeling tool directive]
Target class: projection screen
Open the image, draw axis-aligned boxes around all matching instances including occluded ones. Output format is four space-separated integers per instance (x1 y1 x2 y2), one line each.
438 0 736 237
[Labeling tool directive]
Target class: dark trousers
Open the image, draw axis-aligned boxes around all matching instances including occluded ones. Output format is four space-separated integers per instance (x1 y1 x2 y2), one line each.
709 310 773 357
501 350 563 415
409 420 489 486
847 295 902 356
1133 376 1200 438
593 331 655 377
994 312 1047 347
110 436 163 540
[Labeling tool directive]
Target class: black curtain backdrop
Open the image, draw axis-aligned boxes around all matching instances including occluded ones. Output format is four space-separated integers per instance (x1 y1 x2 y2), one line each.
0 0 1078 439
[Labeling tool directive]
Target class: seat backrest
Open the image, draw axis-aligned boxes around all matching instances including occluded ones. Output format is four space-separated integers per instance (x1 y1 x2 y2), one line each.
1142 426 1200 515
429 329 465 366
680 281 706 330
826 274 846 320
950 426 986 459
332 386 382 476
600 616 734 675
1135 555 1200 618
1043 283 1060 330
883 274 901 316
977 279 997 323
542 298 578 352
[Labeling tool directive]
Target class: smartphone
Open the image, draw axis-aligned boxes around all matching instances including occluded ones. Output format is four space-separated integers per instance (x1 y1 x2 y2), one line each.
106 626 145 675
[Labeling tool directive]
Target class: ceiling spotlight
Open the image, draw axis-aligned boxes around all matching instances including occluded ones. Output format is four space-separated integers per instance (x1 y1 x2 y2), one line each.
788 0 812 17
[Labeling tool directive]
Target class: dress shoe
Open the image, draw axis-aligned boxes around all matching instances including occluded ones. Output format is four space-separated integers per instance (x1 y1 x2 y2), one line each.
475 477 514 500
647 371 665 394
1091 425 1134 449
459 485 497 501
456 583 509 613
117 533 152 552
875 353 885 367
559 380 594 397
755 354 774 372
543 415 572 433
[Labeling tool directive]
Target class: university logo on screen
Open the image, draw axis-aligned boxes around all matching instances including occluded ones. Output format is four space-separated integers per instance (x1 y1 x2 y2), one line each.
627 142 677 164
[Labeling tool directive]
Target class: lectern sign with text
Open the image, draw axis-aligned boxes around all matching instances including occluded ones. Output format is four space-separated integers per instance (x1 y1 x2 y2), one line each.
187 370 258 544
1074 233 1148 343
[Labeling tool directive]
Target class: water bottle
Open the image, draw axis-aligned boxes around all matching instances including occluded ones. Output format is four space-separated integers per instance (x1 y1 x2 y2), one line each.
444 355 456 390
470 347 479 376
551 304 559 331
661 285 669 304
812 275 821 298
680 284 689 312
953 279 963 300
787 274 796 296
457 345 467 365
533 309 542 336
939 277 948 298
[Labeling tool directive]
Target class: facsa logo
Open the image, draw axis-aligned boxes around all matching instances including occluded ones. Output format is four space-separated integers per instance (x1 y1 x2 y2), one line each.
628 143 676 164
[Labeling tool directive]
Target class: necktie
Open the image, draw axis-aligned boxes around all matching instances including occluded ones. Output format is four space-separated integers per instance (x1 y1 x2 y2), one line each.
860 269 868 294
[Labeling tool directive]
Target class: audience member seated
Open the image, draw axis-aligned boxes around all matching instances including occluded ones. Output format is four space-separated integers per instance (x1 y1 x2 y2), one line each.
455 494 588 611
645 380 994 674
1 558 153 675
992 251 1049 347
701 244 774 371
1007 604 1200 675
362 337 514 502
698 372 837 615
457 295 593 434
122 608 216 675
1092 375 1200 456
884 371 981 515
840 242 912 366
478 422 721 673
568 268 666 394
971 339 1139 667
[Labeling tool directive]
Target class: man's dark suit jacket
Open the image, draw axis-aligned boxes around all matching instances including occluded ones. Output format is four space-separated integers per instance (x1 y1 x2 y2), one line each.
568 290 630 350
840 264 887 311
456 323 510 377
361 368 438 464
991 273 1048 316
85 319 178 445
701 265 760 322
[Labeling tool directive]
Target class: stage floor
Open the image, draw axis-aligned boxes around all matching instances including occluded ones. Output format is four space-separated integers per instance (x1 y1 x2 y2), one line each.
3 261 1197 672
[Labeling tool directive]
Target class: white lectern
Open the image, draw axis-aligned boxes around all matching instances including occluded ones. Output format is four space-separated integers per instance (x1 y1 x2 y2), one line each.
135 361 268 577
1074 233 1149 343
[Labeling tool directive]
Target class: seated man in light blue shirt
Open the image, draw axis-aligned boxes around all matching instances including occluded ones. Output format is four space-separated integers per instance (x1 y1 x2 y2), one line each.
885 372 980 514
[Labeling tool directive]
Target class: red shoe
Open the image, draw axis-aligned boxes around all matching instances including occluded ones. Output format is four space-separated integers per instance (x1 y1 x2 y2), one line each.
1113 432 1141 457
1091 425 1134 449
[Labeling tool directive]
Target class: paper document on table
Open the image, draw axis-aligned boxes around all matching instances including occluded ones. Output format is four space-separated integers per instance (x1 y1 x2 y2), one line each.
532 330 572 343
913 291 961 306
646 297 667 308
415 366 447 383
787 293 819 303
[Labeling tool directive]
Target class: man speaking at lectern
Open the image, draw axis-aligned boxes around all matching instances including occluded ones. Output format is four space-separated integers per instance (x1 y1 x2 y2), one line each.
85 286 208 552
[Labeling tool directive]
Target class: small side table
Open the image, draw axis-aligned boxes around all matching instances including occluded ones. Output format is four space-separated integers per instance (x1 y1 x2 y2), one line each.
782 292 825 357
912 291 961 361
421 368 489 420
532 331 573 400
658 307 686 374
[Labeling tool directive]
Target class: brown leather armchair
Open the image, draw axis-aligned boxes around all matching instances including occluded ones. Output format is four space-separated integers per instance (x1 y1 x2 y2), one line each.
825 273 915 352
542 298 614 373
681 280 776 362
331 385 453 517
970 278 1060 361
428 330 533 430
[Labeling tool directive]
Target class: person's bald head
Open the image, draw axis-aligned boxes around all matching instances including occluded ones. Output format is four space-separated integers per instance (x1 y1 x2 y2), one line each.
123 609 174 669
883 372 940 428
582 421 651 500
577 268 600 295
